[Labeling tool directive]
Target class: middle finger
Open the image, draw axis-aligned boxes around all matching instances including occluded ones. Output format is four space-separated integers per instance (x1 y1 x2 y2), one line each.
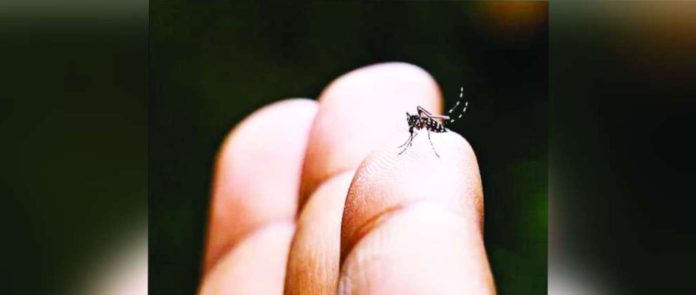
285 62 443 294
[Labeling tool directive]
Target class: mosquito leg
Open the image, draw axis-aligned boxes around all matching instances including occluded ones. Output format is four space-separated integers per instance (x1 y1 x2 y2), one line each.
398 135 413 154
398 141 410 155
398 133 413 148
410 131 418 146
398 132 418 155
398 131 415 148
427 129 440 158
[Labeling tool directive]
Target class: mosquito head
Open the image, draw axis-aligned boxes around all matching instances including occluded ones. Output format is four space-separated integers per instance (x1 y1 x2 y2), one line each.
406 112 418 127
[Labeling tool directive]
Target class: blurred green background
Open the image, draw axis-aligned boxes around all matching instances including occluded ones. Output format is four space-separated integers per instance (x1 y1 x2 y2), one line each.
150 1 547 294
1 1 147 293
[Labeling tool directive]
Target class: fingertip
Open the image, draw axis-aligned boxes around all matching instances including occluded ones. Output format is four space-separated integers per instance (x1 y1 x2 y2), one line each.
300 62 443 208
338 131 494 294
341 130 484 259
339 203 495 295
204 98 317 272
319 62 442 106
216 99 318 160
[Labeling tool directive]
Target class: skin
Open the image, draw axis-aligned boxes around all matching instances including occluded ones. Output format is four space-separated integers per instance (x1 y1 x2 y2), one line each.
199 62 496 294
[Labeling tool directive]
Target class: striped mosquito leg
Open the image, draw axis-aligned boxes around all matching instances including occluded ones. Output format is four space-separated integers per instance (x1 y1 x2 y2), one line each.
447 101 460 115
447 86 470 124
398 132 414 148
398 132 418 155
427 129 440 158
457 101 468 119
447 86 464 115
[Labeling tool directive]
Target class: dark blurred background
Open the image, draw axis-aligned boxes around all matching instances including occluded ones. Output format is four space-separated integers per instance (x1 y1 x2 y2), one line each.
150 1 547 294
1 0 147 294
549 2 696 293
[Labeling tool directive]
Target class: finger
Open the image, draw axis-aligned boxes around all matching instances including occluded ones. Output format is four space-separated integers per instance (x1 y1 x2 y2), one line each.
284 171 353 295
339 132 495 294
285 63 442 294
203 99 318 273
199 223 294 295
298 62 442 207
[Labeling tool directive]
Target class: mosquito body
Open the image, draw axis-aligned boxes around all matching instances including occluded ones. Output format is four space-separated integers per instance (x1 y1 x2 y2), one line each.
398 87 469 157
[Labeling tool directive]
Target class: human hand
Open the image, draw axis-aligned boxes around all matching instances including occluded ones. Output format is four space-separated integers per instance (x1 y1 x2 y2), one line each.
198 62 495 294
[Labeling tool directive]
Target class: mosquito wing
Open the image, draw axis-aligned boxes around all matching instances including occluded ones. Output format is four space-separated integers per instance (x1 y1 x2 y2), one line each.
417 106 450 121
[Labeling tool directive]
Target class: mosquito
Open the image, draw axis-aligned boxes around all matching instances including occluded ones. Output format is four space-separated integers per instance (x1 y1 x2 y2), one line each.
398 86 469 158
